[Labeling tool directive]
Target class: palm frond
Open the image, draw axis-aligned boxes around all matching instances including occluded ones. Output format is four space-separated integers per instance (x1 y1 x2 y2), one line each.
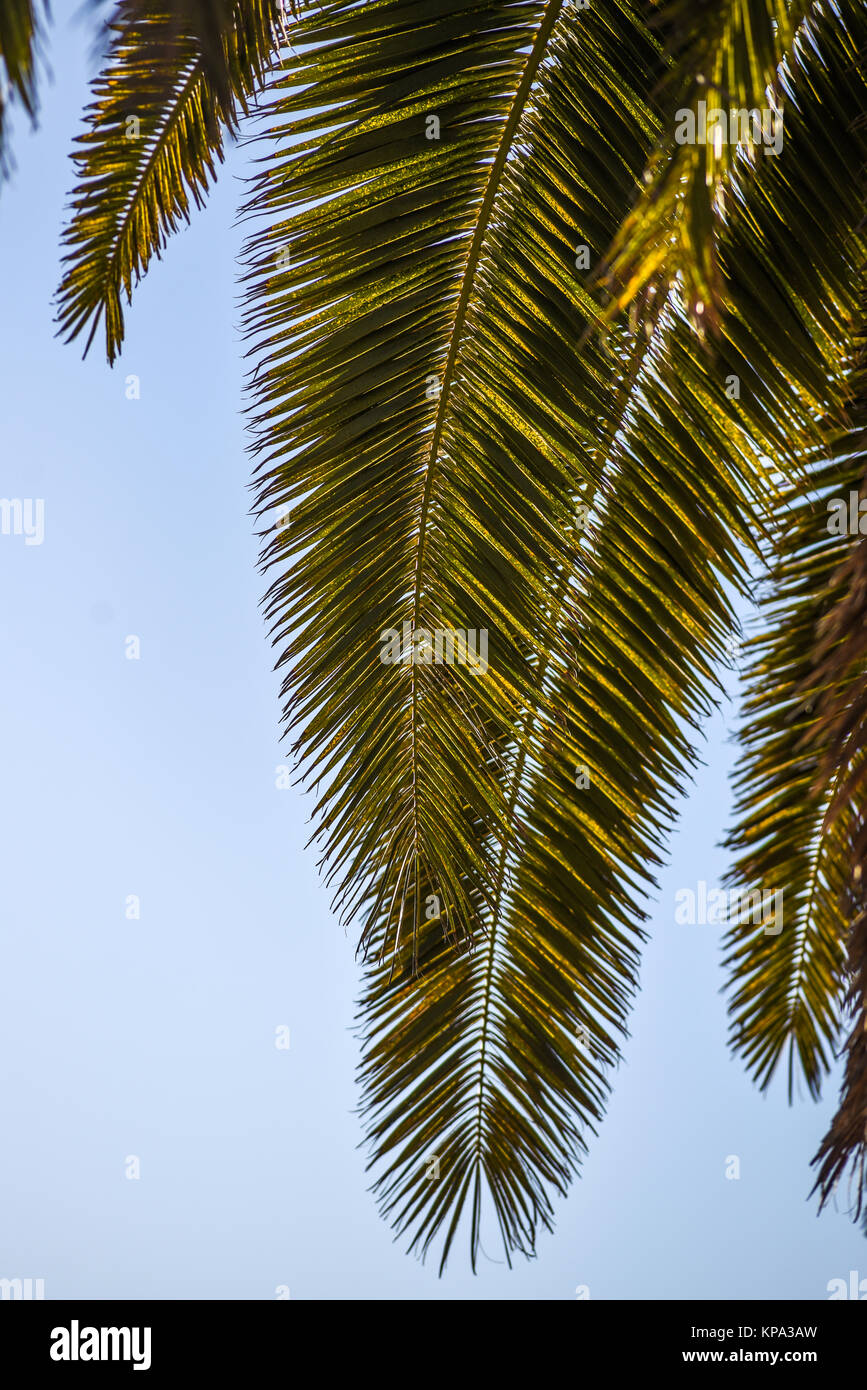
602 0 819 330
50 0 867 1264
355 0 776 1266
360 0 867 1266
241 0 609 967
0 0 43 179
723 452 860 1099
802 358 867 1222
359 301 770 1268
722 1 867 1115
236 0 672 1266
56 0 283 363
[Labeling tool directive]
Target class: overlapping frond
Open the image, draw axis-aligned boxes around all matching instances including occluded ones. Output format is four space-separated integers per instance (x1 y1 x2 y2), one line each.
359 0 867 1266
241 0 606 967
356 0 787 1267
0 0 43 179
793 356 867 1221
359 309 769 1269
724 456 860 1100
56 0 283 363
50 0 867 1265
722 4 867 1121
234 0 673 1265
602 0 818 330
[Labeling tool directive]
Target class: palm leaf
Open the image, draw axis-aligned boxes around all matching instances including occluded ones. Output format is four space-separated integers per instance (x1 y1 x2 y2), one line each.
797 356 867 1222
52 0 867 1264
237 0 672 1266
601 0 818 331
0 0 43 179
722 1 867 1131
241 0 609 966
360 0 867 1266
55 0 283 363
359 307 766 1268
723 454 860 1100
356 0 772 1266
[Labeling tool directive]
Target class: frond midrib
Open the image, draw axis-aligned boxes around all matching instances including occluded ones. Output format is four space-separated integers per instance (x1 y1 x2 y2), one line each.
405 0 568 951
461 296 666 1264
783 735 847 1098
82 50 209 356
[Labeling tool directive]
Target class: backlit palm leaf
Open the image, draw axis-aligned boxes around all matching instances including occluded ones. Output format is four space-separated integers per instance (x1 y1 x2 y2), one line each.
56 0 283 363
722 0 867 1206
359 0 867 1264
241 0 604 964
0 0 43 178
603 0 817 330
808 410 867 1223
51 0 867 1265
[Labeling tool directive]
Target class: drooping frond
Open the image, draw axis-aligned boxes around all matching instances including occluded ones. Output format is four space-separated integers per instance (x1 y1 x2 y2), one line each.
811 901 867 1228
50 0 867 1266
724 454 860 1100
722 2 867 1118
359 301 769 1269
241 0 611 967
602 0 818 330
732 365 867 1221
801 354 867 1223
0 0 43 179
355 0 780 1266
236 0 670 1266
360 0 867 1267
56 0 284 363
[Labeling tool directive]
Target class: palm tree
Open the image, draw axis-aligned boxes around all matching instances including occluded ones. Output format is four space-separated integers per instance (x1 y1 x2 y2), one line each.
4 0 867 1271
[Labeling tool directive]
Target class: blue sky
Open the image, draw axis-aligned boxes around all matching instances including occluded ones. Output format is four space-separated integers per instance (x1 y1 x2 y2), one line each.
0 1 864 1300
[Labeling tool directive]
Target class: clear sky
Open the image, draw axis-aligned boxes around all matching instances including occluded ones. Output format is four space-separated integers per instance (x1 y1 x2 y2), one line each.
0 1 864 1300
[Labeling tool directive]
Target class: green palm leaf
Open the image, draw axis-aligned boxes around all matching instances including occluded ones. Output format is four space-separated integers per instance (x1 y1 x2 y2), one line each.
602 0 817 330
56 0 283 363
0 0 43 178
359 0 867 1265
241 0 607 964
724 455 859 1100
51 0 867 1265
805 373 867 1221
358 309 766 1268
721 0 867 1147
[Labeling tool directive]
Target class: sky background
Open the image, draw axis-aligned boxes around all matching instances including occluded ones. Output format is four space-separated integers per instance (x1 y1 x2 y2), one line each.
0 2 864 1301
